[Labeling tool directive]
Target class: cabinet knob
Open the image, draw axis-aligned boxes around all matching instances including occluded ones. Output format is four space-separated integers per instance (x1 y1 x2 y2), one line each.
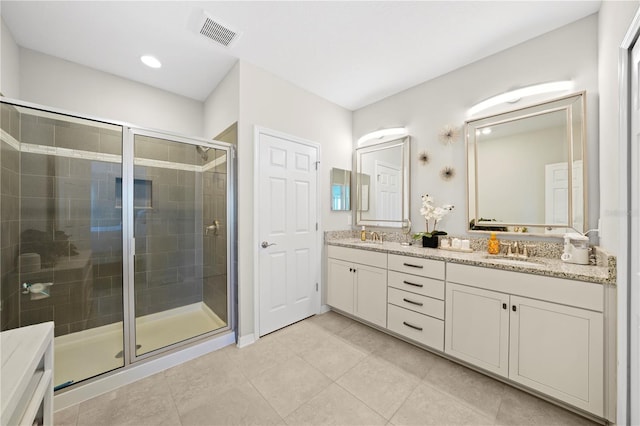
512 305 517 312
502 303 507 310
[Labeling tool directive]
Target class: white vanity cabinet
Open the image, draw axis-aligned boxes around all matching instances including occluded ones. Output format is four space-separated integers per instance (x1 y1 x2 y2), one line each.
386 254 445 351
327 245 388 327
445 263 604 416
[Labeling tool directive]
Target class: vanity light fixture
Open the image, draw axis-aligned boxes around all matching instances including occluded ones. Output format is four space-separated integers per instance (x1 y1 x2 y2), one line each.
357 127 408 146
468 81 574 116
140 55 162 69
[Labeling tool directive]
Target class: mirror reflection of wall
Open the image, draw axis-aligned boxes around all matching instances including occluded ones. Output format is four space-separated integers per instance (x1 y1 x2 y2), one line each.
330 168 351 211
475 110 568 224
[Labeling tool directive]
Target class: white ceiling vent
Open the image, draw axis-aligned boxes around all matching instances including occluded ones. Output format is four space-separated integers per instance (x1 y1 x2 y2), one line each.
197 12 241 48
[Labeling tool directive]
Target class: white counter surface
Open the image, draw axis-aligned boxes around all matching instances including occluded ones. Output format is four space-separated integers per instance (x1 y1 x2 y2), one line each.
1 322 54 425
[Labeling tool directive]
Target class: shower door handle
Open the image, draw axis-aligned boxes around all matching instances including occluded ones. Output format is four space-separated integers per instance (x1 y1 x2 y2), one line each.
205 220 220 235
261 241 276 248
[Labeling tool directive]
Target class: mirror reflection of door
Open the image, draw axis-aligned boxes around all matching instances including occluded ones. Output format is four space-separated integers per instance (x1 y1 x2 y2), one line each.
544 160 583 234
375 161 401 221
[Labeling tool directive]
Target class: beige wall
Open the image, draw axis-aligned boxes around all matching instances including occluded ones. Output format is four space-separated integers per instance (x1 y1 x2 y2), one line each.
353 15 599 240
204 62 240 139
18 48 203 136
0 17 20 98
233 61 352 340
597 0 640 254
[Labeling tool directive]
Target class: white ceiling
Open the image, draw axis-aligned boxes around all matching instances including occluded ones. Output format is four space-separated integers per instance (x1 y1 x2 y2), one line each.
0 1 600 111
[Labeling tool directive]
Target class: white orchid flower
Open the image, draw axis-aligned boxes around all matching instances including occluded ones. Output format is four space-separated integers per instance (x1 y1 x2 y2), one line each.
417 194 454 235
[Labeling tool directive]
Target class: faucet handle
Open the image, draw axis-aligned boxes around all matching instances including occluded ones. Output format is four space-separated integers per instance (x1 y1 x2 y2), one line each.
500 242 512 256
523 245 536 258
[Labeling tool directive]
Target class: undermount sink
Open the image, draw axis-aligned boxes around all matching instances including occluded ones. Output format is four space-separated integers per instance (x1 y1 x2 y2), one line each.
482 255 542 268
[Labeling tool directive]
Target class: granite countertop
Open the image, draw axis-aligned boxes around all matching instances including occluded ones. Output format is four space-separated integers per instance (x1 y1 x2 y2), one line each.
326 238 614 285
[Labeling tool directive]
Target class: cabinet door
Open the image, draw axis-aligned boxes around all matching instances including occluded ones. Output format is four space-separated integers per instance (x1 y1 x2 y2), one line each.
509 296 603 416
327 258 355 314
445 283 510 377
354 264 387 327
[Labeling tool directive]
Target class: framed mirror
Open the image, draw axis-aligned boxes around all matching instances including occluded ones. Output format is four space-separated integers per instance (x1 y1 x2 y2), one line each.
355 136 410 227
466 92 586 235
330 168 351 211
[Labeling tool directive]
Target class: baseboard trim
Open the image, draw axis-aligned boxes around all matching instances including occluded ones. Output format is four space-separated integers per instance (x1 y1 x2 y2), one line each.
237 333 256 348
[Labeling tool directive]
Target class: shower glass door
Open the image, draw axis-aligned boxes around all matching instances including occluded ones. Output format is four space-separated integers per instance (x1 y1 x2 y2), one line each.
0 101 125 389
130 130 229 357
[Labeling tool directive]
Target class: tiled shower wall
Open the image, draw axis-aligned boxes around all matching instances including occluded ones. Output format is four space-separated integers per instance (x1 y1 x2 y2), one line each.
1 104 230 336
203 168 228 322
1 105 125 336
1 104 21 331
132 137 228 321
133 136 229 319
133 163 203 316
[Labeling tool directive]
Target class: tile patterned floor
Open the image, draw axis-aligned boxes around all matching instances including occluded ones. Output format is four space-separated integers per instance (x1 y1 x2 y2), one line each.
54 311 598 426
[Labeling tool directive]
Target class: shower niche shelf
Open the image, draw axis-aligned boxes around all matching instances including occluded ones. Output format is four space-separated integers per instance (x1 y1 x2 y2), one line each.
115 178 153 209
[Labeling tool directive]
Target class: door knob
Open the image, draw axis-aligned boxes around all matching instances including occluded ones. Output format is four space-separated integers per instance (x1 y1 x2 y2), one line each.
261 241 276 248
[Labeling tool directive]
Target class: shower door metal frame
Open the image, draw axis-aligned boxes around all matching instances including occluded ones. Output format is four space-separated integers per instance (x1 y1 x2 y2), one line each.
123 127 236 364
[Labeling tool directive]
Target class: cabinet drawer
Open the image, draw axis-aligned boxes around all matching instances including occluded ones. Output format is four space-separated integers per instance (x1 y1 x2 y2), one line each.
388 271 444 300
387 304 444 351
388 287 444 319
328 245 387 268
388 254 444 280
447 263 603 312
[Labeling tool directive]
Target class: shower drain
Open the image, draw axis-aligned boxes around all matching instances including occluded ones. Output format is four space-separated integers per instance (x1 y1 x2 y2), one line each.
115 344 142 358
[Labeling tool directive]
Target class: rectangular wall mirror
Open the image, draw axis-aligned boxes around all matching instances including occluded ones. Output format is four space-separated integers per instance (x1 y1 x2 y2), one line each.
355 136 410 227
330 168 351 211
466 92 586 235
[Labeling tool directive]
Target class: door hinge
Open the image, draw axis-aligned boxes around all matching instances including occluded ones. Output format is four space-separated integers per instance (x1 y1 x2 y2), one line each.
315 283 319 291
316 223 318 231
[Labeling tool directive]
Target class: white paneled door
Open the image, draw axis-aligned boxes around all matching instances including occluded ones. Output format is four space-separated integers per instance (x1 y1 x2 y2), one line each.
257 129 319 336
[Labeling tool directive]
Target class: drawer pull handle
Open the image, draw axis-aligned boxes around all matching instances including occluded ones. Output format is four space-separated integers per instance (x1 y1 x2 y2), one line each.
403 298 423 306
403 262 423 269
403 280 424 288
402 321 423 331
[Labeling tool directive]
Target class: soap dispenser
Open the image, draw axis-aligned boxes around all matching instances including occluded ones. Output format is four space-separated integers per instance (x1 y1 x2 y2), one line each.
360 226 366 241
488 232 500 254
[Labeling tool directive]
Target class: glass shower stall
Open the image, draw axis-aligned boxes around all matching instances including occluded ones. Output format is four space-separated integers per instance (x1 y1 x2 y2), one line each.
0 99 235 390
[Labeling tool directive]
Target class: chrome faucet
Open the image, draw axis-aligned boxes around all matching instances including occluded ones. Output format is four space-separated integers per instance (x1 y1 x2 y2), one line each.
370 231 382 243
500 241 534 258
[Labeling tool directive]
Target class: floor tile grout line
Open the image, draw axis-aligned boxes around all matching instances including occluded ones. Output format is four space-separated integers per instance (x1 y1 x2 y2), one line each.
419 375 503 423
244 379 288 424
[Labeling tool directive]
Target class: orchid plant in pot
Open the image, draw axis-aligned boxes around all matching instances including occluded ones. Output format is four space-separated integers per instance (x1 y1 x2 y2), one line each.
413 194 454 248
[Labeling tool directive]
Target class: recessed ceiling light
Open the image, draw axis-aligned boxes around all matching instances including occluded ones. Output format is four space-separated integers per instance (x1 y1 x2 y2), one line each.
140 55 162 69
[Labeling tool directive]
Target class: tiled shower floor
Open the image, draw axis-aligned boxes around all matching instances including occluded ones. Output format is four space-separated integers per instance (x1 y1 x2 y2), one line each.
54 302 226 388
